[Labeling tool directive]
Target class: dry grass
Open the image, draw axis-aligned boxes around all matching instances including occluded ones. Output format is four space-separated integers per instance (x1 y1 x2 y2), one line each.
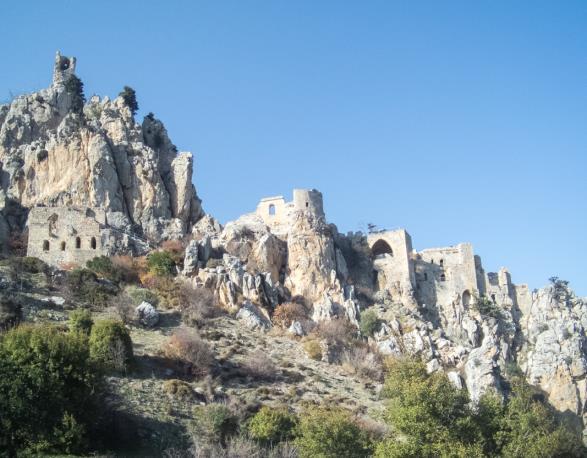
242 350 278 381
302 339 322 361
341 345 384 381
162 329 214 377
163 379 195 400
178 281 219 326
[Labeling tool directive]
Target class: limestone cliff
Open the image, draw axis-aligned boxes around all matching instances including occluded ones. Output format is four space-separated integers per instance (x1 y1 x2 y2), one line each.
0 52 203 241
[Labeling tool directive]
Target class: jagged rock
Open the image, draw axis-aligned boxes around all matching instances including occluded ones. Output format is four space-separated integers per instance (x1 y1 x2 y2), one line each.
447 371 464 389
426 358 441 373
182 240 199 276
0 53 203 242
136 301 159 328
220 214 286 283
285 211 341 305
288 321 304 336
236 301 271 331
519 286 587 434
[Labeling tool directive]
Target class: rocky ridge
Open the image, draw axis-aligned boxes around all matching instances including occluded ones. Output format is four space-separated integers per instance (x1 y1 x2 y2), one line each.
2 53 586 442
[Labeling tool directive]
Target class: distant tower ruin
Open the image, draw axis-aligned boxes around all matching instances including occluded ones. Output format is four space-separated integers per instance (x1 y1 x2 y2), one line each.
52 51 76 87
293 189 325 218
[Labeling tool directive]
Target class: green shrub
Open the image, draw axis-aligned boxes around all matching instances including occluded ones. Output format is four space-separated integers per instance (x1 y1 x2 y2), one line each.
0 295 21 328
248 406 297 445
0 324 99 455
64 74 85 113
191 403 239 446
359 309 380 337
86 256 123 283
89 319 133 371
295 406 373 458
66 268 117 307
125 285 159 306
147 251 176 277
19 256 49 274
68 308 93 334
119 86 138 116
375 358 586 457
474 295 503 319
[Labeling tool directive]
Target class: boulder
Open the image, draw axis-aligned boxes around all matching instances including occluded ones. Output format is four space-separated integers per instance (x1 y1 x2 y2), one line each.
136 301 160 327
236 301 271 332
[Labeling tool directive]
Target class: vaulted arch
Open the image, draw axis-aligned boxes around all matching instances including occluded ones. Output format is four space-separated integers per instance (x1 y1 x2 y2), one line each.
372 239 393 257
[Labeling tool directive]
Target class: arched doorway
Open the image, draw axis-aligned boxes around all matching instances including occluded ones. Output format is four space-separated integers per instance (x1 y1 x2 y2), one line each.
372 239 393 258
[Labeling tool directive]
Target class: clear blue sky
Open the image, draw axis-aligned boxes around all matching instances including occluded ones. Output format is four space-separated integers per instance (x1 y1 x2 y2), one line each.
2 1 586 295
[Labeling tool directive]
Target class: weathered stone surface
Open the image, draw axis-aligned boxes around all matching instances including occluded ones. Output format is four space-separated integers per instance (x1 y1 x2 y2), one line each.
236 301 271 331
0 53 203 244
136 301 160 328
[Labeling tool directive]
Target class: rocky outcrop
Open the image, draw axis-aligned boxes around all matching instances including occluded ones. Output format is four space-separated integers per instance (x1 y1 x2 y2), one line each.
519 285 587 433
0 53 203 242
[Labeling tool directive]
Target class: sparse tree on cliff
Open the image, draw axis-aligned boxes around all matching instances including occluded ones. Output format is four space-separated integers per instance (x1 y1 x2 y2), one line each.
119 86 138 116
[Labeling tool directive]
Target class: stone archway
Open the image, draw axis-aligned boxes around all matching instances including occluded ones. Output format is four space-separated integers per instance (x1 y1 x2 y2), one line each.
371 239 393 258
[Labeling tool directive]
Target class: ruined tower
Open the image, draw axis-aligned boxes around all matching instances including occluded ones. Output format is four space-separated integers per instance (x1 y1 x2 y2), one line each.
52 51 76 87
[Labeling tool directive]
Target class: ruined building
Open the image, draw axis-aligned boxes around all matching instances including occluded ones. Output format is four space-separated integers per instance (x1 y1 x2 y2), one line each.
27 206 148 267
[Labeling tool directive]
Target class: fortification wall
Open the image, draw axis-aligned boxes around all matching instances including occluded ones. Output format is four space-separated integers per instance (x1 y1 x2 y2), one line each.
368 229 416 303
414 243 478 307
27 206 107 267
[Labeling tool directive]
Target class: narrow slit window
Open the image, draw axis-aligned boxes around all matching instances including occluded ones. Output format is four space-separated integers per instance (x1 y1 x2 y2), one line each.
76 237 81 249
60 241 66 251
91 237 97 250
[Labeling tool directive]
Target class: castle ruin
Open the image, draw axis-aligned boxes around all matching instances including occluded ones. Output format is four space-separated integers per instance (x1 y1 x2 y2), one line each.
27 206 148 268
254 188 530 313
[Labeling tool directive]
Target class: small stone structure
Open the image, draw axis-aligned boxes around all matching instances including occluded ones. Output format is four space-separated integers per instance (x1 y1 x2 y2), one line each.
26 206 148 267
52 51 76 87
254 188 325 235
27 206 107 266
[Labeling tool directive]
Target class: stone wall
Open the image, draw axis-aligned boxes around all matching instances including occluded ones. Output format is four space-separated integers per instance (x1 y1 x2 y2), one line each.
27 206 107 267
414 243 479 308
368 230 415 303
254 189 324 237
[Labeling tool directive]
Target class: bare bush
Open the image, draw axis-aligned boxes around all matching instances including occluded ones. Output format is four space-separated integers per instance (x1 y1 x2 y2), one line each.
179 281 218 326
242 350 277 381
111 255 141 283
341 345 384 381
311 319 359 363
110 293 136 325
313 319 357 346
272 302 308 329
163 329 214 377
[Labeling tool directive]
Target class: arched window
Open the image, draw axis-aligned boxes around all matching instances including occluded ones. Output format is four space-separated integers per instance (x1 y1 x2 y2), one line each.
268 204 276 216
439 259 444 266
91 237 97 250
462 290 471 308
43 240 50 251
372 239 393 258
60 241 66 251
491 294 496 303
76 237 81 249
431 259 434 264
440 273 446 282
